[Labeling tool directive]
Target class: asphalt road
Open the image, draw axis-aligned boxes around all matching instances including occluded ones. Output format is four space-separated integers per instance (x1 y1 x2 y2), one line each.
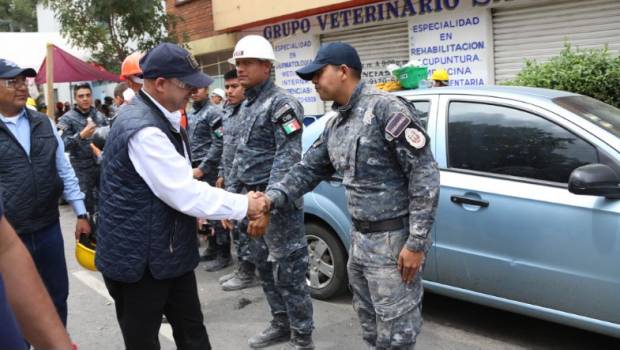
58 206 619 350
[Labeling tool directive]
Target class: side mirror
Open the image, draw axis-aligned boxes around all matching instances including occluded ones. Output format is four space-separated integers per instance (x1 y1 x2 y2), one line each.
568 164 620 199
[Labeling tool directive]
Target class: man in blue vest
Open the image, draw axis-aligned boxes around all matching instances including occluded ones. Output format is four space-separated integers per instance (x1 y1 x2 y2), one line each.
0 58 92 327
96 43 269 350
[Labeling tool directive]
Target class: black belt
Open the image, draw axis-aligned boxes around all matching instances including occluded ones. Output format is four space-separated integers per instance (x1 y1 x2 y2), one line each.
352 216 407 234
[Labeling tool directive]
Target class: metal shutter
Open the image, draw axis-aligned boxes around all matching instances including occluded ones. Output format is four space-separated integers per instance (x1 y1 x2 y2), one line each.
320 21 409 109
493 0 620 83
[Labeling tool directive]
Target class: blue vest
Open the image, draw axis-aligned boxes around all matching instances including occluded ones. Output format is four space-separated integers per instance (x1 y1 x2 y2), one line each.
0 109 63 235
95 91 198 283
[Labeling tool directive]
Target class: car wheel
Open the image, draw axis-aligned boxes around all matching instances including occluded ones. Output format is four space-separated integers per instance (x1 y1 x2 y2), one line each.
305 222 348 300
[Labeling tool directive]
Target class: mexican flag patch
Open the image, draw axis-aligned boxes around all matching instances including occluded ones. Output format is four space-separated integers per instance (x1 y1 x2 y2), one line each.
282 118 302 135
214 126 224 138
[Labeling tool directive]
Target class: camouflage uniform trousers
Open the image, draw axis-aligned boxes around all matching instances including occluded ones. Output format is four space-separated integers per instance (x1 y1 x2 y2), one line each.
348 229 424 349
254 231 314 334
234 218 254 263
74 164 100 217
193 162 229 248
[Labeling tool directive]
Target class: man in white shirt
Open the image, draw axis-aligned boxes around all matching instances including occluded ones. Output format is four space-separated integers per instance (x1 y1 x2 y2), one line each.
95 43 268 350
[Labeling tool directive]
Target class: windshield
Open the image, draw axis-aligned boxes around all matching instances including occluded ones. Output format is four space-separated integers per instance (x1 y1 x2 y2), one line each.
553 95 620 138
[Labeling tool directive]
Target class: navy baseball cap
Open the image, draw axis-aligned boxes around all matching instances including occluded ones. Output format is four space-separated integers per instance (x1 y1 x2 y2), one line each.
0 59 36 79
140 43 213 88
296 42 362 81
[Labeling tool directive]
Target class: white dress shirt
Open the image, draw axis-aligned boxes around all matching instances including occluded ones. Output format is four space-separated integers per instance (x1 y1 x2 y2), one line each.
127 89 247 220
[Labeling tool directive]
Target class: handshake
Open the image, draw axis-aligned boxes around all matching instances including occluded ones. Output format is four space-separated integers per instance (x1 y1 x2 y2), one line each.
223 191 272 237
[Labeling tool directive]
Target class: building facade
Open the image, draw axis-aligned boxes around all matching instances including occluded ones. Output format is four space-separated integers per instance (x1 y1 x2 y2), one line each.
167 0 620 115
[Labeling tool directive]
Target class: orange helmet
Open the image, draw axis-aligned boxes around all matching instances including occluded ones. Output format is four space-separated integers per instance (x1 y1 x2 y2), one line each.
120 51 143 80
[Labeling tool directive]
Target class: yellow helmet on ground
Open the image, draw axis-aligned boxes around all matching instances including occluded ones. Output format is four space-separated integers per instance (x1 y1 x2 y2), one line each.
76 235 96 271
431 69 449 82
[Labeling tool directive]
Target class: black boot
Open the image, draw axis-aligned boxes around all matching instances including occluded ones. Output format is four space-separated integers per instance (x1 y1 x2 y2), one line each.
200 234 217 261
248 314 290 348
289 331 314 350
204 252 232 271
221 261 259 291
205 239 232 272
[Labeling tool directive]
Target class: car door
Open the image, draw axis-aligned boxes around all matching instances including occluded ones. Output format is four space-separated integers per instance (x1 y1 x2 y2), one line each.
432 95 620 325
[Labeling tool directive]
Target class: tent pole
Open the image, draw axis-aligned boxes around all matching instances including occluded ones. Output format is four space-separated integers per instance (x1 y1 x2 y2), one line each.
45 43 54 119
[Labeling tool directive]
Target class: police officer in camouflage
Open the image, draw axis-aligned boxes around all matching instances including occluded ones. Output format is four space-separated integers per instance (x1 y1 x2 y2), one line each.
226 35 314 349
187 86 229 270
188 87 224 182
215 69 260 291
263 42 440 349
58 83 108 217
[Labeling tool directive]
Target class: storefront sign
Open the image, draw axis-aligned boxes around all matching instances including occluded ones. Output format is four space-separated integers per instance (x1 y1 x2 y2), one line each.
263 0 509 40
273 34 323 115
255 0 505 113
361 58 410 85
409 9 491 86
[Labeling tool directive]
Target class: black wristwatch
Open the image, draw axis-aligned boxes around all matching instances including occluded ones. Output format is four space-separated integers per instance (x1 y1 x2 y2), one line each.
77 214 89 220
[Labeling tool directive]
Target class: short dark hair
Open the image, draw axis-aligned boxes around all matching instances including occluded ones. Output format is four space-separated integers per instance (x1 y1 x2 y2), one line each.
101 104 110 116
327 65 361 80
74 83 92 96
224 69 238 80
113 82 129 98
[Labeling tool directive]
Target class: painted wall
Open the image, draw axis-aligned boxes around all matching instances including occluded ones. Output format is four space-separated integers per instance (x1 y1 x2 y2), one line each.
212 0 353 30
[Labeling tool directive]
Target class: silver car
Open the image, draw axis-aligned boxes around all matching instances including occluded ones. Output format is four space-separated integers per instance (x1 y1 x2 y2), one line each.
301 86 620 338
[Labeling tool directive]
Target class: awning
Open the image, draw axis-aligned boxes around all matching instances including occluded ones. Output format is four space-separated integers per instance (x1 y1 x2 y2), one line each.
35 45 120 84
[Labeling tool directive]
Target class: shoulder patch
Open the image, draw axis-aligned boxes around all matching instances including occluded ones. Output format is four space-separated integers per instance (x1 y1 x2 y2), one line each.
274 103 302 136
209 114 223 138
210 115 222 128
214 125 224 138
385 113 411 139
274 103 294 120
404 128 426 149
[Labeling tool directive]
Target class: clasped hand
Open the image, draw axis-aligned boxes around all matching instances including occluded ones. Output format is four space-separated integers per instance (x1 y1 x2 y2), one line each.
244 191 272 237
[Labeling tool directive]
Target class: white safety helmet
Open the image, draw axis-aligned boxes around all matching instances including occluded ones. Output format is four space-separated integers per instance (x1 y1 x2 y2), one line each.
228 35 278 65
211 88 226 99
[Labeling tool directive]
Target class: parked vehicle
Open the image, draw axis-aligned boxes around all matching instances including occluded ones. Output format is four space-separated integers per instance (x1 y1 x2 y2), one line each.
301 86 620 338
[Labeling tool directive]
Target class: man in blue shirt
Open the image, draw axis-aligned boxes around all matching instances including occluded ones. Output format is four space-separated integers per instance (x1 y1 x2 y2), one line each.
0 193 74 350
0 58 91 326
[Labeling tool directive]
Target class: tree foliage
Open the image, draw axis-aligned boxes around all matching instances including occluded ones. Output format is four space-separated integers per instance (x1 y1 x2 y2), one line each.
504 43 620 108
42 0 188 73
0 0 37 32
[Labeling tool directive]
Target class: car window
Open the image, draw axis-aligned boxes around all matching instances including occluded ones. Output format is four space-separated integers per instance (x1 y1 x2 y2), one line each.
303 115 320 126
553 95 620 138
447 102 598 183
409 100 430 130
